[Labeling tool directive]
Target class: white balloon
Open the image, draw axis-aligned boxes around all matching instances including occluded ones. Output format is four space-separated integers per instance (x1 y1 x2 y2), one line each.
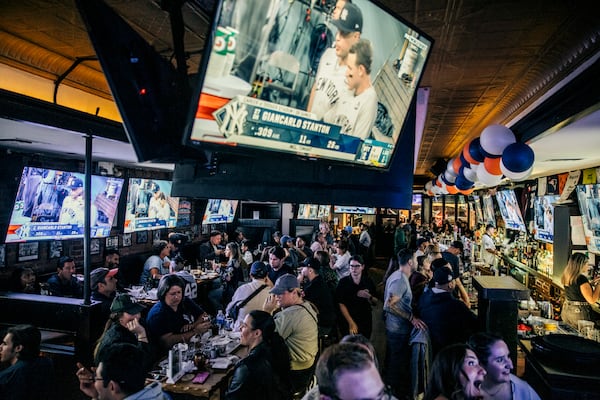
425 181 433 191
480 124 516 156
444 170 457 183
501 159 534 181
463 165 478 182
446 159 458 175
477 164 503 186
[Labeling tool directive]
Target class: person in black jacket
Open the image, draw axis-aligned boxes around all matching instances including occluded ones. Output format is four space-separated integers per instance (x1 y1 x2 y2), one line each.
225 310 290 400
298 257 336 337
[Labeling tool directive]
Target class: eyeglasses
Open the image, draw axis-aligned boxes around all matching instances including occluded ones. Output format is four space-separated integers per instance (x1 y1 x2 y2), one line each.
331 385 393 400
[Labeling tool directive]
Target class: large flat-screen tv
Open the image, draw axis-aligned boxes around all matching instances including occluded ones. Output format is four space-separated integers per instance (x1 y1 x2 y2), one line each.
202 199 239 224
184 0 433 170
297 204 331 219
6 167 124 243
482 195 496 227
576 184 600 253
533 195 560 243
495 190 526 232
334 205 376 214
124 178 179 232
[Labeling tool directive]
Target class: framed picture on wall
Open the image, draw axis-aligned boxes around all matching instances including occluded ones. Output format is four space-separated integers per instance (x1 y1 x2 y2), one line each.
49 240 62 259
0 244 5 268
90 239 100 255
153 230 161 243
18 242 39 262
106 236 119 250
122 233 132 247
136 231 148 244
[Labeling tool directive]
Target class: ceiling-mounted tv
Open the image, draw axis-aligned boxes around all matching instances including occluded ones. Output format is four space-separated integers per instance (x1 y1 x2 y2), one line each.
6 167 124 243
184 0 433 170
334 205 376 214
482 194 496 227
534 195 560 243
298 204 331 219
124 178 179 232
495 190 526 232
202 199 239 225
576 185 600 253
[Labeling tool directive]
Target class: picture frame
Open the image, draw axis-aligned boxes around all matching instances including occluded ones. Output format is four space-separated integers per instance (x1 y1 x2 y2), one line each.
136 230 148 244
18 242 39 262
153 230 161 243
0 244 5 268
106 236 119 250
90 238 100 255
122 233 132 247
49 240 63 259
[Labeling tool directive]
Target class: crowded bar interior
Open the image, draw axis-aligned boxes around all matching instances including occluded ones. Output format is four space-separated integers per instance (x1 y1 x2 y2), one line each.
0 1 600 399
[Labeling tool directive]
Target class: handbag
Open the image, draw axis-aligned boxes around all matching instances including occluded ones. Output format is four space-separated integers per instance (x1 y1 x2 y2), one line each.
227 284 267 321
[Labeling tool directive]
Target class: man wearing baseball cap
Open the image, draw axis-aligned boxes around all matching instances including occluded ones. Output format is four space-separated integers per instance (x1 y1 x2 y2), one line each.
307 2 363 120
297 257 336 336
91 267 119 318
264 274 318 395
225 261 270 330
417 264 477 356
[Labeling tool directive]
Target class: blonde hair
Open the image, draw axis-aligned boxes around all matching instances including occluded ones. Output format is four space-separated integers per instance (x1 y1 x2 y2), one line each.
561 252 589 286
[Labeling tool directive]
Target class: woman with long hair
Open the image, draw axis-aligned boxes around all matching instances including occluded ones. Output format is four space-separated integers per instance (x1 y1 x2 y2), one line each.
9 266 39 294
424 343 486 400
468 332 540 400
560 252 600 328
226 310 291 399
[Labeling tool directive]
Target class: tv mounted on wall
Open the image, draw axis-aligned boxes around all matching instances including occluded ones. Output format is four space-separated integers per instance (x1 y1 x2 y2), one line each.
495 190 526 232
184 0 433 171
124 178 179 233
333 205 376 214
534 195 560 243
482 194 496 227
202 199 239 225
297 204 331 219
576 184 600 253
6 167 124 243
471 195 484 224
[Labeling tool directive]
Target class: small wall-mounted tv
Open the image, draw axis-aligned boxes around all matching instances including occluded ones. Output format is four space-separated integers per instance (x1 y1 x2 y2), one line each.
482 195 496 227
495 190 526 232
297 204 331 219
412 194 422 205
202 199 239 225
6 167 124 243
124 178 179 232
534 195 560 243
472 195 484 224
184 0 433 171
576 184 600 253
333 205 376 214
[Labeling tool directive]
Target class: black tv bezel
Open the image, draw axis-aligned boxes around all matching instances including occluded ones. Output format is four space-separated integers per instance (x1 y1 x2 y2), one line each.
181 0 434 173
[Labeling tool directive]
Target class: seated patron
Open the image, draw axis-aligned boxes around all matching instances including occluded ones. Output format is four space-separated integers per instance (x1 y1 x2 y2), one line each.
199 230 225 263
0 324 55 400
47 256 83 298
90 267 119 319
225 310 291 399
226 261 271 331
267 246 295 286
9 266 39 294
77 343 169 400
146 275 212 354
139 240 172 286
93 293 154 371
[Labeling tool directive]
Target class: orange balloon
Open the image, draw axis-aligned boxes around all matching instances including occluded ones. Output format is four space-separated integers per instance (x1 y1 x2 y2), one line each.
484 157 502 175
452 157 462 173
459 187 474 195
447 185 459 194
436 178 443 187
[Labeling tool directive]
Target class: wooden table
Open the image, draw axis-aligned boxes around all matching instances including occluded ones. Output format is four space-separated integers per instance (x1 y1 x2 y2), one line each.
161 344 248 399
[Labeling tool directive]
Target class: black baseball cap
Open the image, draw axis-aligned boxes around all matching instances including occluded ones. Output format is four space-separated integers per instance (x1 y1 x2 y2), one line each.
332 3 363 34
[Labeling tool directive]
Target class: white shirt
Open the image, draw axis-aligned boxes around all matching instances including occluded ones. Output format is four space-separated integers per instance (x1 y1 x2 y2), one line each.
481 233 496 266
310 48 353 120
226 279 270 330
323 85 378 140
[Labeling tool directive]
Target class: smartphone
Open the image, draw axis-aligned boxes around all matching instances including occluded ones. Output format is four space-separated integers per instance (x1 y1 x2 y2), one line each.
192 371 210 384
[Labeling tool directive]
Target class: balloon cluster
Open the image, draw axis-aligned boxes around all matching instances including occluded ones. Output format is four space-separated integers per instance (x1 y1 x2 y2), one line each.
425 124 535 196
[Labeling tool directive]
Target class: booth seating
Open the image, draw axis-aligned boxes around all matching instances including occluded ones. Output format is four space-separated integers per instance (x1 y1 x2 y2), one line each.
0 292 104 365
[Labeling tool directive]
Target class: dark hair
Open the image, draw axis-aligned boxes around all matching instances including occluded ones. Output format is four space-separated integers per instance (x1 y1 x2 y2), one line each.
99 343 146 395
349 39 373 74
210 230 222 238
486 224 495 231
268 246 286 260
103 248 120 258
157 274 186 302
431 258 450 271
349 254 364 265
336 239 349 252
7 324 41 361
397 248 414 265
9 267 35 292
315 250 330 266
241 239 251 248
152 240 169 255
57 256 73 270
467 332 504 368
416 255 426 268
316 343 375 398
247 310 291 384
340 333 379 369
424 343 474 400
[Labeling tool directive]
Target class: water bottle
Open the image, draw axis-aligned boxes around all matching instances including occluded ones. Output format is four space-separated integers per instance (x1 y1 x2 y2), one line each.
216 310 225 335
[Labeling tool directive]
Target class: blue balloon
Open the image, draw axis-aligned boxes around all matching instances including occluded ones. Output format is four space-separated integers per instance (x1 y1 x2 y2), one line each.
469 138 485 163
440 173 453 186
501 142 535 173
455 174 474 190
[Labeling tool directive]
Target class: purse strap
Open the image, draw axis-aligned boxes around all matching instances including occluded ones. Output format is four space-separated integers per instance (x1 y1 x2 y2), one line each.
237 284 268 308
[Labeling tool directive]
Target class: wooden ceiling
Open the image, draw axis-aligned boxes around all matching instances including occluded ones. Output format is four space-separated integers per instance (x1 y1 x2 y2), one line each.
0 0 599 187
